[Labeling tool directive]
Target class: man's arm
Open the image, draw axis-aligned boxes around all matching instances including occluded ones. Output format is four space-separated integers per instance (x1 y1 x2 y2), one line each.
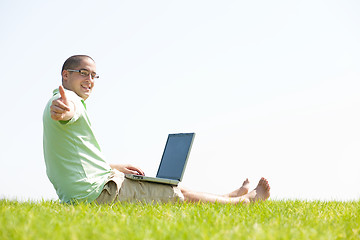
110 163 145 176
50 85 75 121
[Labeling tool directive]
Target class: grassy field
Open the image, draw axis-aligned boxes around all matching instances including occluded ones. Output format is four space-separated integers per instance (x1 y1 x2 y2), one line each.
1 199 359 240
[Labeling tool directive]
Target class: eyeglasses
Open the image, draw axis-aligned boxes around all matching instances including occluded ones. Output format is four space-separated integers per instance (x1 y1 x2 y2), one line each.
67 69 99 79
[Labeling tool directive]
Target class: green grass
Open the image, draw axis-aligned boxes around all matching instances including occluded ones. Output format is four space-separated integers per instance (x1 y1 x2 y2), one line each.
1 200 359 240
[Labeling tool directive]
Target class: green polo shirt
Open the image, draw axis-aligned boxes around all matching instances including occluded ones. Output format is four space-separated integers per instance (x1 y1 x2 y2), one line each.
43 88 111 203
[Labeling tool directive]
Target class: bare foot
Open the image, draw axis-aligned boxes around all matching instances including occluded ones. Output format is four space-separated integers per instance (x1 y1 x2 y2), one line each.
239 177 270 204
225 178 250 197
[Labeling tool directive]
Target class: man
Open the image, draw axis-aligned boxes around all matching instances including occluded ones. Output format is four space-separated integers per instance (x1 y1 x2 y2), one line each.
43 55 270 204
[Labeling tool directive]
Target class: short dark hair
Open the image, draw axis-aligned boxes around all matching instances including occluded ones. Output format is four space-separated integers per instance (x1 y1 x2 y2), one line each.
61 55 95 74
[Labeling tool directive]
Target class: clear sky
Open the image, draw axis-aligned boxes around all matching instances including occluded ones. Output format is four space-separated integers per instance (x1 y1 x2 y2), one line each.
0 0 359 201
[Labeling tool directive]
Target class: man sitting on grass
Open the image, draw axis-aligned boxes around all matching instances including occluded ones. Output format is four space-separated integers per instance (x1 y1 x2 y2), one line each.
43 55 271 205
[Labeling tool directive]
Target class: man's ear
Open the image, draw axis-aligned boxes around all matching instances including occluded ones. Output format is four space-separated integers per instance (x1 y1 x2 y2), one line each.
62 70 69 83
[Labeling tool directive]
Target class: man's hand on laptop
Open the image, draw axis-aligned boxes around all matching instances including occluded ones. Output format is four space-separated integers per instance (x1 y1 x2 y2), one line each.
110 163 145 176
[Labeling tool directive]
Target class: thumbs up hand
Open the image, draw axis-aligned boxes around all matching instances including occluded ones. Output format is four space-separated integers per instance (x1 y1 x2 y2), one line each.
50 86 75 121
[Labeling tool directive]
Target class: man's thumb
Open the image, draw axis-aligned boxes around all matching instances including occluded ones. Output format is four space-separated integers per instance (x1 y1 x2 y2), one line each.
59 85 67 100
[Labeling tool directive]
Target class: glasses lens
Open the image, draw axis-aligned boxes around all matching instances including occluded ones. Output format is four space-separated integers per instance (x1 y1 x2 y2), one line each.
80 70 90 77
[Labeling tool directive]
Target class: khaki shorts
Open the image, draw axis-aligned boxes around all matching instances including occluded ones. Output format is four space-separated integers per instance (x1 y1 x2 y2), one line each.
95 170 184 204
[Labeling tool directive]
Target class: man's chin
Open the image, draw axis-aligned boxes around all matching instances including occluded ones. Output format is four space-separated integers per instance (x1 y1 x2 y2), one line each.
78 91 91 100
82 93 91 100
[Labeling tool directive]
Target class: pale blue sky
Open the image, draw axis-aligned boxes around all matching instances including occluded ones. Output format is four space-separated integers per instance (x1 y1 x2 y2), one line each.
0 0 359 201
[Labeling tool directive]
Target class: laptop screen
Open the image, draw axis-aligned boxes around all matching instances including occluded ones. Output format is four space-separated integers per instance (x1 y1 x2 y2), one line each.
156 133 195 181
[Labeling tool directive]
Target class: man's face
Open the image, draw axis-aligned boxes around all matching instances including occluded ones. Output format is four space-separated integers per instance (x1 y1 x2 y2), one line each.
62 58 97 100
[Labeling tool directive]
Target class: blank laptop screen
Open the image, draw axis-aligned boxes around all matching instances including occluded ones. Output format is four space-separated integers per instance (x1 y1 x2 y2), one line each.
156 133 195 180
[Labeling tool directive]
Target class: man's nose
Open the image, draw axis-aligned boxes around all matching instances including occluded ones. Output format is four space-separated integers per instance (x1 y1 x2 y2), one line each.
85 74 95 82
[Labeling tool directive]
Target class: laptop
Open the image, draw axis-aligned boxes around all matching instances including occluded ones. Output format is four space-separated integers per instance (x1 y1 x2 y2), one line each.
125 133 195 186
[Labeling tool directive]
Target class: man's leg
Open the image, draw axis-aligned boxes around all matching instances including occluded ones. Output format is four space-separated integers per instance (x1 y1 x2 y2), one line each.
223 178 250 197
179 177 270 205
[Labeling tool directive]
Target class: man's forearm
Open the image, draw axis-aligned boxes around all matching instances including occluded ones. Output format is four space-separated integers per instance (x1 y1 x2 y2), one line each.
109 163 145 176
109 163 118 170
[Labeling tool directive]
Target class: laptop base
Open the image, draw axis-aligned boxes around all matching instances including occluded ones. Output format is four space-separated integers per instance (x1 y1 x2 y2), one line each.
125 174 180 186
